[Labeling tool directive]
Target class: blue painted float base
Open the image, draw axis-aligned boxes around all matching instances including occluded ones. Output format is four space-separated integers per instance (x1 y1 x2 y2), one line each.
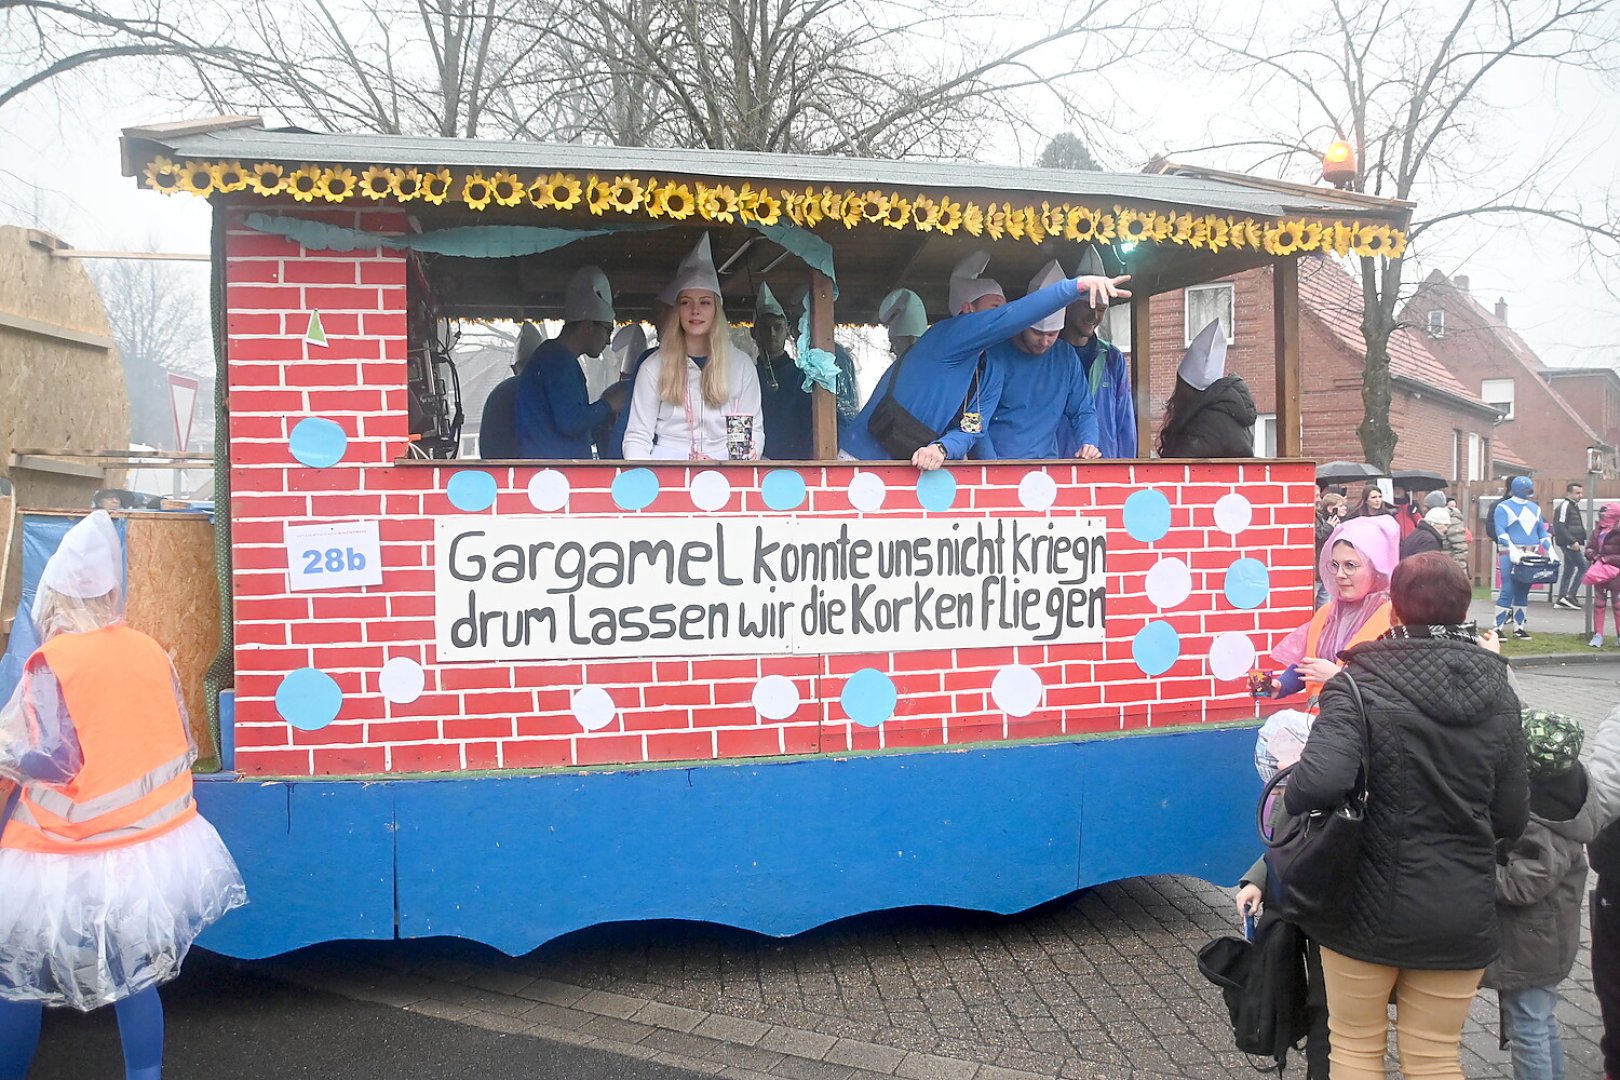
195 726 1260 959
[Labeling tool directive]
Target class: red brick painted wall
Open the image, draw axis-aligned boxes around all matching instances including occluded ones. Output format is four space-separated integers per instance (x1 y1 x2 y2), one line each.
224 207 1316 778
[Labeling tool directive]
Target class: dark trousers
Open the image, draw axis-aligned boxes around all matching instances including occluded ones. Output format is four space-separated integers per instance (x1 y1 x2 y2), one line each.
1593 878 1620 1078
1305 939 1330 1079
1561 546 1590 599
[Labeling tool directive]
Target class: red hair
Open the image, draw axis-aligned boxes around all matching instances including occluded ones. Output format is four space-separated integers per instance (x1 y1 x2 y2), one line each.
1390 552 1471 625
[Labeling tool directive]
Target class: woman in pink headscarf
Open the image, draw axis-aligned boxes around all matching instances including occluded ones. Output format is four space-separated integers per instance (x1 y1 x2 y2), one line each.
1265 515 1402 711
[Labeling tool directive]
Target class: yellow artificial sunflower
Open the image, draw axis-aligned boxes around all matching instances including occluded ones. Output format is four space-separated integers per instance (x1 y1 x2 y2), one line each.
1327 222 1352 257
322 167 357 202
584 175 612 215
961 201 984 237
357 165 393 200
661 182 695 221
782 190 805 227
391 167 423 201
211 161 249 193
1024 207 1046 244
861 190 890 223
1229 219 1252 249
420 168 453 205
144 154 182 194
529 172 579 210
1148 212 1171 243
1042 202 1066 237
177 160 216 196
1093 213 1117 244
1298 222 1323 252
1386 229 1408 259
840 192 868 228
607 174 644 213
1355 224 1390 257
799 188 824 228
287 165 324 203
998 203 1022 240
820 187 844 222
697 183 738 223
911 194 942 232
1116 208 1149 244
643 178 667 218
490 170 525 207
1169 213 1194 245
460 171 493 211
936 196 963 235
985 204 1006 241
1065 206 1098 242
1204 216 1229 253
246 162 284 196
882 195 911 230
750 188 782 227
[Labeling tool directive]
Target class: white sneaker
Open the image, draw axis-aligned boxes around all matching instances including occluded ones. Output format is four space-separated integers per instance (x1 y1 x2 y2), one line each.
1593 634 1606 648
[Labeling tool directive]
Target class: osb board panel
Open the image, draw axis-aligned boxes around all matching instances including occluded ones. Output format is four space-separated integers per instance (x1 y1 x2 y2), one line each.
124 515 221 764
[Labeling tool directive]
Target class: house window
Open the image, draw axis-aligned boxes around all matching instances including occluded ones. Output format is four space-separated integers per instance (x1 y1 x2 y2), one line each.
1427 310 1445 337
1184 283 1234 345
1101 301 1132 351
1467 432 1484 482
1253 413 1277 457
1451 430 1463 482
1481 378 1515 420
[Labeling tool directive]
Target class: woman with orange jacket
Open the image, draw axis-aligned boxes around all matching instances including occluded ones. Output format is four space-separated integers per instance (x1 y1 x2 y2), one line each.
0 511 246 1080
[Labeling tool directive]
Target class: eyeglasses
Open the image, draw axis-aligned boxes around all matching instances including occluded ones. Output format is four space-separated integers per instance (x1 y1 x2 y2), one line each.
1330 561 1363 577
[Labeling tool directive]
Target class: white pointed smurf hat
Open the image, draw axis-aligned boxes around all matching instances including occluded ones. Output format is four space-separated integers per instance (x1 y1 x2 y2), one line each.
661 233 723 304
877 289 927 338
562 266 615 323
1178 318 1229 391
1027 259 1068 332
754 283 785 320
947 250 1003 314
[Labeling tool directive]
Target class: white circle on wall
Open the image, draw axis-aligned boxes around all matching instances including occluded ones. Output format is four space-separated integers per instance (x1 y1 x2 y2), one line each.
752 675 802 721
1209 632 1258 682
689 469 732 511
1214 492 1253 535
527 469 570 511
991 664 1044 718
378 657 425 704
571 686 617 732
1145 556 1193 609
848 472 886 512
1018 471 1058 511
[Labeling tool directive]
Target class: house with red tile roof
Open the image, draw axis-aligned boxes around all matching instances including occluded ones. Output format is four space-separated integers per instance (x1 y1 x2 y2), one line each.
1402 271 1617 478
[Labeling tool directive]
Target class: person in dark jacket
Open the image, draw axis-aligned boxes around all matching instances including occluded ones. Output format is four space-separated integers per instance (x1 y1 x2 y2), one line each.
1286 551 1529 1080
1157 319 1257 458
1553 482 1588 609
1398 506 1450 560
1483 710 1589 1080
479 322 543 460
1345 485 1392 521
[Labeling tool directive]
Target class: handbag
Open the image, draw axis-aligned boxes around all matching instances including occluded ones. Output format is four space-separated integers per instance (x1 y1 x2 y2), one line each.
1259 672 1369 926
1511 554 1559 585
866 351 984 459
1585 560 1620 587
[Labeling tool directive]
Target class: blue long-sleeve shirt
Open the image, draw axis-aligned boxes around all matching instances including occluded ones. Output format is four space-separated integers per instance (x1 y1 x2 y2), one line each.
1064 337 1136 458
981 339 1098 460
1495 498 1550 554
514 340 611 458
840 278 1082 460
479 376 520 459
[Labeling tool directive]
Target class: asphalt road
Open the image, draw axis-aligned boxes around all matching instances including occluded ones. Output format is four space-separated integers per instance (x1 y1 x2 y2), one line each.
25 950 709 1080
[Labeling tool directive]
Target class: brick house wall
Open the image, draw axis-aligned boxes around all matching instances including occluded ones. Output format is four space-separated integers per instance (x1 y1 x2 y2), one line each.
1543 369 1620 453
221 205 1316 779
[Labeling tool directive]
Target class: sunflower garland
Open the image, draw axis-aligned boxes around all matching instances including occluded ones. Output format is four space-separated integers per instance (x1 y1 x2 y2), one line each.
138 157 1412 258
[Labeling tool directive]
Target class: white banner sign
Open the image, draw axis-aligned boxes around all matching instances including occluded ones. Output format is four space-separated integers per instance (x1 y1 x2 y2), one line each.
435 517 1107 661
286 520 384 591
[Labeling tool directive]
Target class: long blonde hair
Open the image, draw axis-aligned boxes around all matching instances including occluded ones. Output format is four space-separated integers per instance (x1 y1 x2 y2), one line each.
656 293 733 407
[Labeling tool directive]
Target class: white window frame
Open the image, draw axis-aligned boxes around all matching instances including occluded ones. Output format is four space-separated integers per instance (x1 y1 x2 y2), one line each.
1252 413 1277 457
1101 302 1132 351
1467 432 1484 482
1427 309 1445 337
1184 283 1235 346
1481 378 1515 420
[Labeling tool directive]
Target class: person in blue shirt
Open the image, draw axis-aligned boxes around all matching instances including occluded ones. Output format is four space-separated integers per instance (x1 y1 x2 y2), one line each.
753 284 813 459
513 266 628 458
1058 245 1137 458
839 252 1129 470
981 260 1101 460
1494 475 1552 638
479 322 541 459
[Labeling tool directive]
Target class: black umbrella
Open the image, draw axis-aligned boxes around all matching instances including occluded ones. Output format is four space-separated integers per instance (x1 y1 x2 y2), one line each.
1392 468 1448 492
1315 461 1383 484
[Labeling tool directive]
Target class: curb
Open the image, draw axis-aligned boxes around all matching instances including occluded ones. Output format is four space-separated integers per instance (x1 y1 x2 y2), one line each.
1512 651 1620 670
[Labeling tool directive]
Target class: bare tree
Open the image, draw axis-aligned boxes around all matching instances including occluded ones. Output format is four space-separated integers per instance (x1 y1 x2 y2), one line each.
1190 0 1620 469
90 258 212 448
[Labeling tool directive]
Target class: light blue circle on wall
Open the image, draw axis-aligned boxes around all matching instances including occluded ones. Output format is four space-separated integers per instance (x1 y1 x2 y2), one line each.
916 470 958 512
446 470 498 512
761 469 807 511
275 667 343 731
612 468 660 511
1225 558 1272 610
288 417 348 468
1132 621 1181 677
840 668 898 728
1123 488 1171 542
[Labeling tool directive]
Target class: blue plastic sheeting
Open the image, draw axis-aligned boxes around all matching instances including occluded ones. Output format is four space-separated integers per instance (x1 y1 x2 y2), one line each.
194 780 395 959
0 515 128 704
190 726 1259 959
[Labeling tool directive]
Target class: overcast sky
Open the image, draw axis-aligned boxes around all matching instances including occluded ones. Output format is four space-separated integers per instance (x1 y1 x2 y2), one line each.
2 0 1616 367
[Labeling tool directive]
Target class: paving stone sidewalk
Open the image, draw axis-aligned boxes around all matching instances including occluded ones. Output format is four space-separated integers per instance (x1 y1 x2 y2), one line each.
256 661 1620 1080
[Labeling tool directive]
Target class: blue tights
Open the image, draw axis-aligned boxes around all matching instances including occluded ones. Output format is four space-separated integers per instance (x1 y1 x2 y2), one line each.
0 986 164 1080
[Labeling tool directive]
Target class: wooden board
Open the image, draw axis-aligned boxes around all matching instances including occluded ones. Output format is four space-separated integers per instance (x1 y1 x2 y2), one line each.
122 514 222 765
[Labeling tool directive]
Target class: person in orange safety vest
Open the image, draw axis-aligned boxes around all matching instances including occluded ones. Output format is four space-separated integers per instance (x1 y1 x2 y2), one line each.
0 511 246 1080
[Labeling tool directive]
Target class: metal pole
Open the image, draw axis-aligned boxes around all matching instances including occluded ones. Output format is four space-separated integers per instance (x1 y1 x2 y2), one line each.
1588 449 1600 638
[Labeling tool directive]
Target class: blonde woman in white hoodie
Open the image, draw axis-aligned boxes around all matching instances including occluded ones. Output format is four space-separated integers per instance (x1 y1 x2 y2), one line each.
622 234 764 461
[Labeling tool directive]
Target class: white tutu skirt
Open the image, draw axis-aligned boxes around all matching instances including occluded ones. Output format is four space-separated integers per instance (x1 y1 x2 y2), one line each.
0 814 247 1010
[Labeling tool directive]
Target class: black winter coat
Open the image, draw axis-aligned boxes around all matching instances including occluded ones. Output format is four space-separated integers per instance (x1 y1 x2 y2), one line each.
1285 636 1528 970
1159 376 1258 458
1398 521 1444 559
